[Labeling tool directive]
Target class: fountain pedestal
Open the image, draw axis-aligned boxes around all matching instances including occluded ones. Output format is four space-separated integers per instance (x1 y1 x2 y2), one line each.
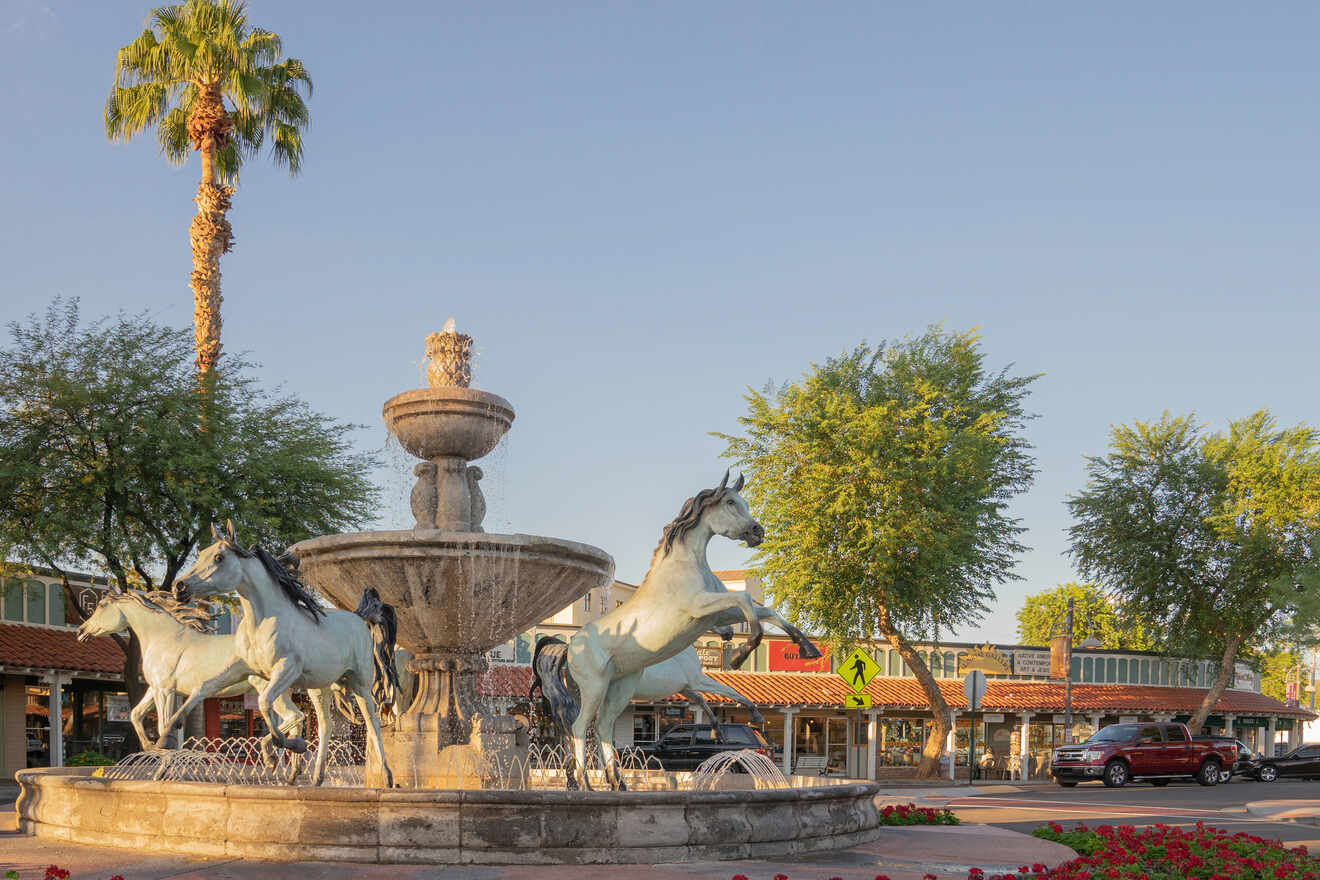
368 650 489 788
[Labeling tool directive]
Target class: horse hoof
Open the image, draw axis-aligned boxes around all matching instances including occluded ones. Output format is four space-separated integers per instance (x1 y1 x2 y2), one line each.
284 736 309 754
798 643 822 659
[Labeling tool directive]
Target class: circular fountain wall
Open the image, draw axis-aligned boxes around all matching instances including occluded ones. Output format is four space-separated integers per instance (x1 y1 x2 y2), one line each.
16 768 882 863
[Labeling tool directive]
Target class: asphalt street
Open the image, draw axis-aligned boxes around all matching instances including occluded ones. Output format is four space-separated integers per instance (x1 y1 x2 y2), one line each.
946 778 1320 848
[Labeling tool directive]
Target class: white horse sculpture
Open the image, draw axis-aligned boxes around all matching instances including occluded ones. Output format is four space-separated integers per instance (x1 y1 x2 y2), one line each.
632 645 765 729
77 589 305 752
533 472 819 790
167 522 399 787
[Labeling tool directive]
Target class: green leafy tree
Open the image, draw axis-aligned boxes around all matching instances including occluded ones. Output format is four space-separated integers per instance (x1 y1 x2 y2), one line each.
105 0 312 383
1068 412 1320 732
1257 647 1303 704
0 300 375 731
1015 582 1154 650
719 328 1038 778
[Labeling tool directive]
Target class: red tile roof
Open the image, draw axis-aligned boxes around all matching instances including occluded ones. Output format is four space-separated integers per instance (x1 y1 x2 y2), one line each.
0 623 123 675
491 663 1314 719
711 569 750 580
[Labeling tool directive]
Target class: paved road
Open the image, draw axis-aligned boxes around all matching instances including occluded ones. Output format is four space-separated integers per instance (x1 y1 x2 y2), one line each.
945 779 1320 848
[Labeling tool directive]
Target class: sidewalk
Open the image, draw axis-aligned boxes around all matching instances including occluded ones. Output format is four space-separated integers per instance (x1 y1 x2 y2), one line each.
2 808 1076 880
1245 799 1320 825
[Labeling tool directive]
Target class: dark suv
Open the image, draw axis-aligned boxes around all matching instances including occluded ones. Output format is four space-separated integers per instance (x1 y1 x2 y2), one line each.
637 723 774 770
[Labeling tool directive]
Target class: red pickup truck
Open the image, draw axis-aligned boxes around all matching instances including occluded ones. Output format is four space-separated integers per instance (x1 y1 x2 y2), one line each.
1050 722 1238 788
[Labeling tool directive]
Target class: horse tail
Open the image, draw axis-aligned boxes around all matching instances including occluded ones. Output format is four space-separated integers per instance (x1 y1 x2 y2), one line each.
354 587 402 715
531 635 578 733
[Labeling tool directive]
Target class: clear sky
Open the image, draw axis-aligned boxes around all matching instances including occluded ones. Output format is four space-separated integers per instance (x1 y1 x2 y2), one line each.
2 2 1317 644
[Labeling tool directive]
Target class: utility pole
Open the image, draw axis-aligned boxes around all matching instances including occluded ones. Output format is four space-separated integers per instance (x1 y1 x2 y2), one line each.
1064 597 1075 745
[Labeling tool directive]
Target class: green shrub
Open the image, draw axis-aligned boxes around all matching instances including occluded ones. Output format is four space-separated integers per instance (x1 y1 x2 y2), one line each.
66 750 113 767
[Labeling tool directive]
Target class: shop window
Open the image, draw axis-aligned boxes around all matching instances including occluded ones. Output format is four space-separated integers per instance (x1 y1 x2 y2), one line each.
583 592 591 611
945 651 956 677
1082 656 1093 682
1140 660 1151 684
26 580 45 625
3 579 23 621
1106 658 1116 682
879 718 925 767
1116 659 1128 684
901 658 911 677
888 651 900 676
1070 656 1081 679
48 584 65 627
930 652 943 677
1159 661 1169 686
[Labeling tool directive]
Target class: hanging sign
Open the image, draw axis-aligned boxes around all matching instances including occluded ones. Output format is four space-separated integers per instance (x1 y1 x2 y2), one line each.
844 694 873 709
1049 636 1071 679
837 647 881 692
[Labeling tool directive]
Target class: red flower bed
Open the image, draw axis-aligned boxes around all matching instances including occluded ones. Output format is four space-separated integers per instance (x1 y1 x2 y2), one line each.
879 802 961 826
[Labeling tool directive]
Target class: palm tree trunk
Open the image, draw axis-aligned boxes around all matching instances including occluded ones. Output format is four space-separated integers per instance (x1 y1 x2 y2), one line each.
188 83 234 381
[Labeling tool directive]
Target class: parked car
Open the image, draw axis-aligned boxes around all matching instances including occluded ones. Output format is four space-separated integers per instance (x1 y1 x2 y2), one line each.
1050 722 1237 788
1254 743 1320 782
1192 737 1261 783
636 723 774 771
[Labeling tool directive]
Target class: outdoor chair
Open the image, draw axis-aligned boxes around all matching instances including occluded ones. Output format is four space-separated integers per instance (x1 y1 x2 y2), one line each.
793 755 827 776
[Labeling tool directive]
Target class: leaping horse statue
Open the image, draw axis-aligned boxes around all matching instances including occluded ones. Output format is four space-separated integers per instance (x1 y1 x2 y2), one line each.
532 471 820 790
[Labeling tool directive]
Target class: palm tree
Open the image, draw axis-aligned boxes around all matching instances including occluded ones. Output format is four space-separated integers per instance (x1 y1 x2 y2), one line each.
106 0 311 382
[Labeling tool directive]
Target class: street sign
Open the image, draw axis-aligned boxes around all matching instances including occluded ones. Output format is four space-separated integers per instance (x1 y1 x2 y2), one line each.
844 694 873 709
837 647 881 692
963 670 987 711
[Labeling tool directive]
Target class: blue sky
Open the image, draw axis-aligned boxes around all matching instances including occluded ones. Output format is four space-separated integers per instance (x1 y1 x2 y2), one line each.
2 2 1317 643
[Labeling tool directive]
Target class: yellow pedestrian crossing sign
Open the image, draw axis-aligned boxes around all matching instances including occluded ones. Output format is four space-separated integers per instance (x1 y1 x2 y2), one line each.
844 693 873 709
837 647 881 692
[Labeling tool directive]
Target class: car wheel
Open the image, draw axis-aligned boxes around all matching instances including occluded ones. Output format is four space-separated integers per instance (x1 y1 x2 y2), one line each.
1102 760 1128 788
1218 768 1233 784
1057 781 1078 788
1197 760 1221 787
1259 765 1278 783
1151 780 1171 787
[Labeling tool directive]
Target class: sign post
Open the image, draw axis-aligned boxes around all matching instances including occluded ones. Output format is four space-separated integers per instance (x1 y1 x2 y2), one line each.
963 670 986 785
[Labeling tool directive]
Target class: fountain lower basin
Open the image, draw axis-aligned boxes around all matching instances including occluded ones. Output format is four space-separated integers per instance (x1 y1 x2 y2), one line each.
15 768 883 863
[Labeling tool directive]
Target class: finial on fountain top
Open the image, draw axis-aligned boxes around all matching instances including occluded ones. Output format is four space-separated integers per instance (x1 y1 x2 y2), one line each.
425 319 473 388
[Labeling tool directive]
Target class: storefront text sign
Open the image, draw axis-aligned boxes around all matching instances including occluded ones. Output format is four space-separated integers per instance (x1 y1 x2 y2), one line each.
105 694 130 723
695 645 725 669
1012 650 1051 677
767 639 831 672
982 713 1005 723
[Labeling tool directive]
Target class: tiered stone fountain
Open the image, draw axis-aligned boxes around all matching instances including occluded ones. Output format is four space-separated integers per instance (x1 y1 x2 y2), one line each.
291 321 615 787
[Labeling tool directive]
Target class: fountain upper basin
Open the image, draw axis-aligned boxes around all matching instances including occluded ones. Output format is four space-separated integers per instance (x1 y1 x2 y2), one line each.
291 530 614 654
383 387 515 461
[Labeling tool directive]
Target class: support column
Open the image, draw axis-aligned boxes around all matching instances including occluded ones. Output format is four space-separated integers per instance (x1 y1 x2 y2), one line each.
781 709 797 776
45 673 67 768
1222 713 1236 739
946 711 960 781
1018 712 1033 781
1266 716 1277 757
866 711 879 781
1091 712 1106 733
1289 719 1301 750
692 705 704 725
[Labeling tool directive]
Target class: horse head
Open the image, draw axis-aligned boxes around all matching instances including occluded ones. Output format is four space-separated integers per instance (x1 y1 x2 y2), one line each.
703 470 763 548
173 521 247 604
77 592 130 642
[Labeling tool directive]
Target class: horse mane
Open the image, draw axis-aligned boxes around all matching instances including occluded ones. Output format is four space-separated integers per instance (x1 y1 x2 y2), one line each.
231 543 326 622
118 590 214 633
640 484 731 585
